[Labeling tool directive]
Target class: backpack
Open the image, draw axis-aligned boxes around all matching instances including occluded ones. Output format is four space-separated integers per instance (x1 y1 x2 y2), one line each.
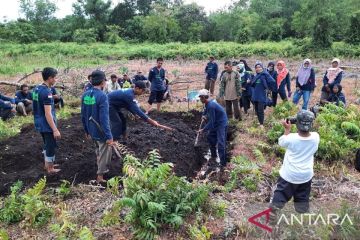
355 148 360 172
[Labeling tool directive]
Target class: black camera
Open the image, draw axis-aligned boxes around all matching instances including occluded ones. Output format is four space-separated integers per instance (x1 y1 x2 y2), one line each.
286 117 297 124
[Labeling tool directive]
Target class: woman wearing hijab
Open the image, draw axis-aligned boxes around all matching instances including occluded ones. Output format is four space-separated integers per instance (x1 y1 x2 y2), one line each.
273 60 291 106
293 59 316 110
239 59 253 73
321 58 343 103
237 62 252 114
251 62 275 127
325 84 346 106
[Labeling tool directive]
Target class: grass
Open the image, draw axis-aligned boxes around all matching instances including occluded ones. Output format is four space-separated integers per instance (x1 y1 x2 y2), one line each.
1 41 359 76
0 106 80 140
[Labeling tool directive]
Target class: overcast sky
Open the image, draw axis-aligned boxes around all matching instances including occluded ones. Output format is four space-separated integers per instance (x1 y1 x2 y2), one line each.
0 0 233 21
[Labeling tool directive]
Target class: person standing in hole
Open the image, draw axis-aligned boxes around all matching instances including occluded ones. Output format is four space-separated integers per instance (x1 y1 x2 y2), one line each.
219 61 242 120
32 67 61 174
147 57 166 114
81 70 114 184
270 110 319 215
198 89 228 170
205 56 219 96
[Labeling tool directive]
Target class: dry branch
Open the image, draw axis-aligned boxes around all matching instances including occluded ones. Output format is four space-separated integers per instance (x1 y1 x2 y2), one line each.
17 69 42 83
0 81 67 89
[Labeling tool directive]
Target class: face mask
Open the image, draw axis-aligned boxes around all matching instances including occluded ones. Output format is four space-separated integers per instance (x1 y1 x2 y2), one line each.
238 63 245 69
268 66 274 71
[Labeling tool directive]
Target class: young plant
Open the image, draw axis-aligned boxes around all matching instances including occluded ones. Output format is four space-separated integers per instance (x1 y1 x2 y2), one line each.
0 181 24 224
107 177 120 196
56 180 71 198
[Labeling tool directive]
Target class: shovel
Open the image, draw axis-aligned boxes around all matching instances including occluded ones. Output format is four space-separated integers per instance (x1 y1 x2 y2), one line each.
194 118 205 147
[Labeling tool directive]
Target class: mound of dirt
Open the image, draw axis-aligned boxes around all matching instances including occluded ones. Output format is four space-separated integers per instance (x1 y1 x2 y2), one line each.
0 111 218 194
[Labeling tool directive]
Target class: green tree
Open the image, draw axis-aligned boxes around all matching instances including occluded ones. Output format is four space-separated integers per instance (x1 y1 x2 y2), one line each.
105 25 122 44
0 20 37 43
345 11 360 44
73 0 112 41
173 3 207 42
109 1 136 28
73 28 97 43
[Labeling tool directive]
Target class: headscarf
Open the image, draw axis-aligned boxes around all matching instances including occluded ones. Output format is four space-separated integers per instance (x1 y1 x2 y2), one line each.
297 59 312 86
267 62 276 74
237 63 245 77
276 60 289 87
326 58 343 84
254 62 264 78
240 59 252 72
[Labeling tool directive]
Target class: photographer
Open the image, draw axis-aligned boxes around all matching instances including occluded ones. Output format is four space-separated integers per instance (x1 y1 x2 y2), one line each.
270 110 320 214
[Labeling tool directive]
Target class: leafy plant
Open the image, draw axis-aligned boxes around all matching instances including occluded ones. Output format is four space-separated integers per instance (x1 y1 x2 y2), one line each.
107 177 121 196
22 177 53 227
114 153 210 240
78 226 95 240
56 180 71 198
50 204 78 239
0 229 9 240
272 101 298 120
0 181 24 224
188 225 212 240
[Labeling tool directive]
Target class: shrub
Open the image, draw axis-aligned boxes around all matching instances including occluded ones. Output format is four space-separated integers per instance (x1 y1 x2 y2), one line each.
107 152 210 240
73 28 96 44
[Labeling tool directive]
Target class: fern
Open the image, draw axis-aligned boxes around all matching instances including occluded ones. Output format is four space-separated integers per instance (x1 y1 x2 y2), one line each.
0 181 24 224
253 148 266 164
144 149 162 168
56 180 71 198
107 177 120 196
0 229 9 240
78 227 95 240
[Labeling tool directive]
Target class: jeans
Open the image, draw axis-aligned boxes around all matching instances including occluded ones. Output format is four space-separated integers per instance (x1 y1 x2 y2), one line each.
254 101 265 125
293 90 311 110
225 100 241 120
109 106 127 141
207 126 227 167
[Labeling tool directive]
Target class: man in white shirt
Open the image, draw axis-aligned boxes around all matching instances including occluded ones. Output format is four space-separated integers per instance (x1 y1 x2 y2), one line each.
104 74 121 94
271 110 320 213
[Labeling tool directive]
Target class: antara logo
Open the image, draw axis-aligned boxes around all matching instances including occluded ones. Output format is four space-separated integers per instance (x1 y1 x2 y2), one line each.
248 208 354 232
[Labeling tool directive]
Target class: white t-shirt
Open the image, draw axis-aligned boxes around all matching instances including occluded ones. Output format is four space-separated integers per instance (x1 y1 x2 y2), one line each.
278 132 320 184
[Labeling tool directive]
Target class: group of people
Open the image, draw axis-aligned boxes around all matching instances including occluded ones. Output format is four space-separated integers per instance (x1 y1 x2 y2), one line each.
0 83 64 121
204 57 347 127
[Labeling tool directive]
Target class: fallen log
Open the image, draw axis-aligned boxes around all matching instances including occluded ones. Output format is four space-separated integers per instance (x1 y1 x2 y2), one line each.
0 81 67 89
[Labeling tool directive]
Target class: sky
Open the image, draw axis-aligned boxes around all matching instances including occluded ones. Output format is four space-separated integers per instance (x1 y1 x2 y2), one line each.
0 0 233 21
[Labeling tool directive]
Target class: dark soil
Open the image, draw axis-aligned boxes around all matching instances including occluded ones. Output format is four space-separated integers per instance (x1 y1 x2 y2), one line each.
0 110 231 194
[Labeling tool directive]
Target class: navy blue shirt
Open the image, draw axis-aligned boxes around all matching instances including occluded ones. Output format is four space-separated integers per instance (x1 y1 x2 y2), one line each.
81 88 113 142
278 73 291 92
251 71 272 103
133 74 147 82
15 91 32 105
203 100 228 131
84 82 93 92
328 92 346 106
0 93 15 110
32 84 57 133
108 89 149 121
296 68 316 91
240 72 253 97
205 61 219 80
148 67 166 91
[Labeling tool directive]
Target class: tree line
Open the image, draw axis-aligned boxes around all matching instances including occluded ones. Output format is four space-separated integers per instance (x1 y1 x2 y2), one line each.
0 0 359 48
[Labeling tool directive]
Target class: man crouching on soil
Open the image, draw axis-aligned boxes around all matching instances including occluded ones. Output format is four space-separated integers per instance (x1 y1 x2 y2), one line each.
270 110 319 216
81 70 114 184
198 89 228 171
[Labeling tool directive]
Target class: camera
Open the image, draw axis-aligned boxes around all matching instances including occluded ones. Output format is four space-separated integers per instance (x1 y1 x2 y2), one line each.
286 117 297 124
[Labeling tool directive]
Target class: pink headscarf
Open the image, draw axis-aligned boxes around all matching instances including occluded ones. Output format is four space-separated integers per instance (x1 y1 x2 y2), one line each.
326 58 343 84
276 60 289 87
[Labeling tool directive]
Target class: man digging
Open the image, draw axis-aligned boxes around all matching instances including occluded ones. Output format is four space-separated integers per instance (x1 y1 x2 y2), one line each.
198 89 228 172
108 81 173 143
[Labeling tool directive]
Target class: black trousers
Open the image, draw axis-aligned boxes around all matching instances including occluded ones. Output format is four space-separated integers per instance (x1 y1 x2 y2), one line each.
0 108 15 121
241 95 252 114
109 106 127 141
271 177 312 213
254 101 265 125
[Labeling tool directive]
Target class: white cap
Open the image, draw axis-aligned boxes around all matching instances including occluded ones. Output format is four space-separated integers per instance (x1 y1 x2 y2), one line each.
332 58 340 64
198 89 209 97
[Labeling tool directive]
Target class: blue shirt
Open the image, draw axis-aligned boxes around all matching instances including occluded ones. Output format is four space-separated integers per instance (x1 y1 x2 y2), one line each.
203 100 228 131
15 91 32 105
32 84 57 133
251 71 272 103
81 88 113 142
148 67 166 91
240 72 253 97
205 61 219 80
0 93 15 110
133 74 147 82
108 89 149 121
84 82 93 92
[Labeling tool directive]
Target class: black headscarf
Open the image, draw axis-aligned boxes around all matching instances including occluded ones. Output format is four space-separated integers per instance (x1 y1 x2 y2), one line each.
267 62 276 74
239 59 252 72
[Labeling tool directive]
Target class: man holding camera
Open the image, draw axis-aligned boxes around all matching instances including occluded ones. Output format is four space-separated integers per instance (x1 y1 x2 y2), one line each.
270 110 320 214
